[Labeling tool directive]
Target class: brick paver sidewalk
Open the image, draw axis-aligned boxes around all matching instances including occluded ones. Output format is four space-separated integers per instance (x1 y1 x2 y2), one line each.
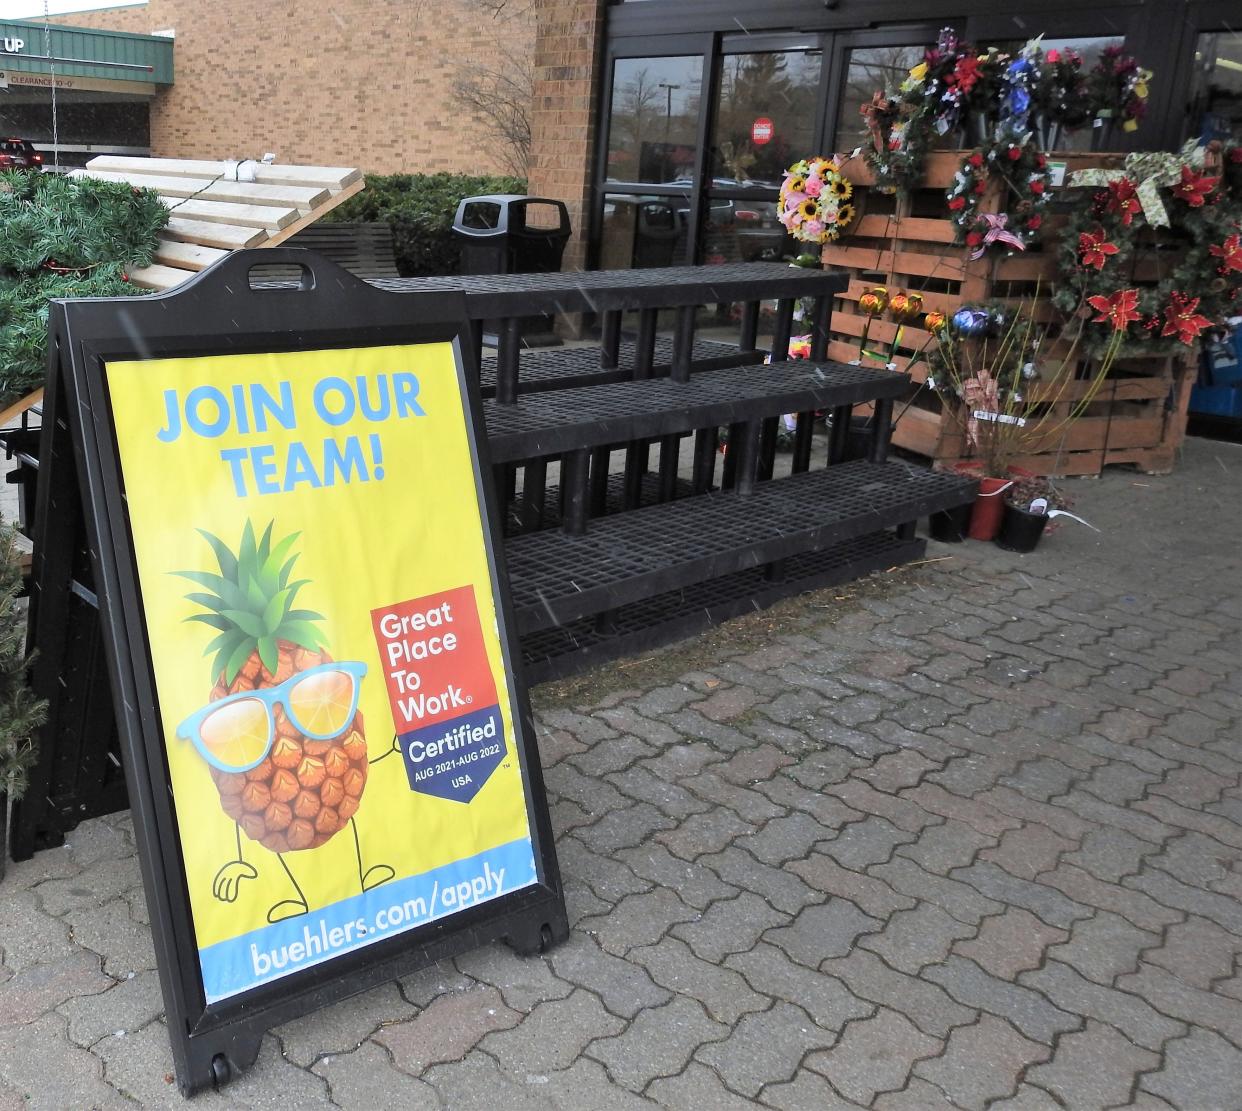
1 436 1240 1109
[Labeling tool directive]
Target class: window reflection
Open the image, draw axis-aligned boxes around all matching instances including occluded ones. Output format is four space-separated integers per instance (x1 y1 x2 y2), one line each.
1190 31 1242 143
598 192 690 268
0 92 151 168
606 56 703 184
709 51 821 184
834 45 928 153
834 36 1126 153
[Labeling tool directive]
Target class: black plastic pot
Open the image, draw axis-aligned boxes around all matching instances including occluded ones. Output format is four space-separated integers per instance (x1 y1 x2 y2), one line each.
928 502 971 543
995 502 1049 552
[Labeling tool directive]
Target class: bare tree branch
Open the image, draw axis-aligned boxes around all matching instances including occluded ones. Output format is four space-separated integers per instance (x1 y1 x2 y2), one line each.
452 44 534 176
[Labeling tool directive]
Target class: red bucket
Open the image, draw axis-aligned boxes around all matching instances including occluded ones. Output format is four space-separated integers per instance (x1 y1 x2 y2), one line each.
967 476 1013 541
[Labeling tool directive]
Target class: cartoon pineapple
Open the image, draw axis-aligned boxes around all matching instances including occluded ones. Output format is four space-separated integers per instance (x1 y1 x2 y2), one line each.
176 522 393 920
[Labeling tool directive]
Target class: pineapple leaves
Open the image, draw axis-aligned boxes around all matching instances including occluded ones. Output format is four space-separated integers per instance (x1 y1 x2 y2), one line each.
261 587 295 634
174 569 249 613
238 520 258 574
280 621 328 651
195 529 238 583
179 521 326 667
220 608 266 639
284 608 326 624
223 638 256 685
256 520 275 565
183 612 233 632
277 555 300 591
204 629 248 668
257 634 279 677
242 574 268 614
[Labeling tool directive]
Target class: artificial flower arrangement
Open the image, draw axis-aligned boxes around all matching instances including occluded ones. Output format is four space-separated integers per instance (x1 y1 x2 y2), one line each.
1034 47 1092 147
926 296 1129 478
865 31 1154 200
1087 45 1151 135
1052 141 1242 350
850 285 936 368
777 157 856 243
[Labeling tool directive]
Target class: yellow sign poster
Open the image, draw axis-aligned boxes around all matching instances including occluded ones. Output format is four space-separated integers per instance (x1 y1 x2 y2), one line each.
105 342 536 1003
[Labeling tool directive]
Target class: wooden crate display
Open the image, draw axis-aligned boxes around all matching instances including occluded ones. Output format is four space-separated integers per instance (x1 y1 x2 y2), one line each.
820 150 1193 476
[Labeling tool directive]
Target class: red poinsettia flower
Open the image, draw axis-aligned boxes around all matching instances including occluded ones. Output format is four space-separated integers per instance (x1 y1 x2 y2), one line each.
1160 292 1214 345
1209 233 1242 275
1172 165 1219 208
1006 146 1022 162
1106 178 1142 227
950 56 982 93
968 152 984 168
948 195 966 211
1029 180 1045 195
1079 228 1119 270
1087 288 1142 331
1027 215 1043 231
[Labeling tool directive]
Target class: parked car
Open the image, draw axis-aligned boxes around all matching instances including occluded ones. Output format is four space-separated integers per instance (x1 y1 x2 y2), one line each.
0 139 44 171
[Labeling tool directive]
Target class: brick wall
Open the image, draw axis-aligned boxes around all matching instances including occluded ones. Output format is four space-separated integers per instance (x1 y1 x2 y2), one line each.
526 0 606 272
53 0 536 176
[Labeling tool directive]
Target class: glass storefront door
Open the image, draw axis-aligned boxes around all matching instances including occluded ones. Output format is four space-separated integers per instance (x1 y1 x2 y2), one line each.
1189 28 1242 143
598 50 706 269
700 44 824 265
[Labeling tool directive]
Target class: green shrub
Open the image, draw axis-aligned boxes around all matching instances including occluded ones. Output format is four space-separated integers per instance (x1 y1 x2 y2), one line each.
333 172 526 277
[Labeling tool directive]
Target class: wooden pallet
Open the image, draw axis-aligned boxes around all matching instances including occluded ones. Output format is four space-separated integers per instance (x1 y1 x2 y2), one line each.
821 150 1193 476
70 156 364 290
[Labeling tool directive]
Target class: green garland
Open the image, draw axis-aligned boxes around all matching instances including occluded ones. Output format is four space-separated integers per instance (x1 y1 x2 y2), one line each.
0 171 166 407
1051 158 1242 350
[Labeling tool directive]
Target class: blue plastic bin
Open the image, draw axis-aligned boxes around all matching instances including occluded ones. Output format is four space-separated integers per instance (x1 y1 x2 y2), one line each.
1189 385 1242 417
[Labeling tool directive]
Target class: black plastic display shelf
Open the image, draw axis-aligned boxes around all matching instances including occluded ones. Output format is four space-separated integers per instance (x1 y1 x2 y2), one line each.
505 459 976 634
370 261 847 317
506 470 699 535
479 337 758 398
519 529 925 683
486 360 906 463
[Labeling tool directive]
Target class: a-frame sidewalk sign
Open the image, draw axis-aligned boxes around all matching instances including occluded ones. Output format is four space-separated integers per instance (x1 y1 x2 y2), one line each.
26 248 568 1094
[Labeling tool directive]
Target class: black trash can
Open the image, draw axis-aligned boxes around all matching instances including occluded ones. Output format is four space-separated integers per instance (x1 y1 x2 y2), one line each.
632 200 682 268
453 194 571 276
453 195 571 344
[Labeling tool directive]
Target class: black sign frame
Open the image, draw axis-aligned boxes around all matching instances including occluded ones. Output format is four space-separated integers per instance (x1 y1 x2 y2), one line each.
31 249 567 1094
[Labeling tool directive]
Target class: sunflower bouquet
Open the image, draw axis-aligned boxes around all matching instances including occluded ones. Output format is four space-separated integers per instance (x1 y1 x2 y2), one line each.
778 157 856 244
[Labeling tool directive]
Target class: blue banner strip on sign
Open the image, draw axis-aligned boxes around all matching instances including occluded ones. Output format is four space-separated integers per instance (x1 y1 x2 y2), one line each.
199 837 538 1003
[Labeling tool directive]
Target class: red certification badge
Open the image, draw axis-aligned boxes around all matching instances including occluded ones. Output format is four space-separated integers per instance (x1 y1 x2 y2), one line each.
371 585 504 802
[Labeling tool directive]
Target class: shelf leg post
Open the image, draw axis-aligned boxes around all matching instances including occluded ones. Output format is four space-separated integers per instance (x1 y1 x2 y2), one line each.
496 316 522 405
560 449 590 536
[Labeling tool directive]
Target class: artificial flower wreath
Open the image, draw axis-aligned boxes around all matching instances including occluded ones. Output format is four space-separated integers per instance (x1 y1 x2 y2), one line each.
1053 150 1242 349
944 136 1051 257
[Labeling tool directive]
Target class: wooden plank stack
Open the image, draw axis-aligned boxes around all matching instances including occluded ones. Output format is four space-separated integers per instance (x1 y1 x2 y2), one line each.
70 156 364 291
822 150 1196 476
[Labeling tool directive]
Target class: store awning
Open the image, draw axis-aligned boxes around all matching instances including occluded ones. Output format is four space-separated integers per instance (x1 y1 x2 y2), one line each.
0 18 172 95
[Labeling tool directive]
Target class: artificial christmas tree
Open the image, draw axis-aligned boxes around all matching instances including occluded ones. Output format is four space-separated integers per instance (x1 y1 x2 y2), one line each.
0 519 46 879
